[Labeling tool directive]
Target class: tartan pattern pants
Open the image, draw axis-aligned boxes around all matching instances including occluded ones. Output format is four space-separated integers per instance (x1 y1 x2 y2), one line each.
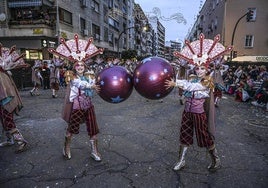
0 107 16 131
180 111 214 148
67 105 99 137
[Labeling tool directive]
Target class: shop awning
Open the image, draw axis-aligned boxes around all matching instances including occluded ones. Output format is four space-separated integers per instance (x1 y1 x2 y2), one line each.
232 56 268 62
8 0 42 8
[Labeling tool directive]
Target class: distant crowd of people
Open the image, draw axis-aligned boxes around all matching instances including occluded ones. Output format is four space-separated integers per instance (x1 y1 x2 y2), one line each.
172 60 268 112
29 58 268 112
222 64 268 111
29 57 141 98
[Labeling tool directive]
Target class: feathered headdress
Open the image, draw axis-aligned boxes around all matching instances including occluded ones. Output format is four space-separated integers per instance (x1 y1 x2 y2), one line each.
48 34 104 63
174 33 232 68
0 43 27 71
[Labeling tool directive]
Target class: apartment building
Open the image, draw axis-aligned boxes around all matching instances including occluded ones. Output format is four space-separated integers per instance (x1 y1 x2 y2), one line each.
164 40 183 61
148 18 165 58
0 0 154 63
187 0 268 63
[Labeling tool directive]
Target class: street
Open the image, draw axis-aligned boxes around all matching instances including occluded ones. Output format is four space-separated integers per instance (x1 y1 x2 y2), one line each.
0 88 267 188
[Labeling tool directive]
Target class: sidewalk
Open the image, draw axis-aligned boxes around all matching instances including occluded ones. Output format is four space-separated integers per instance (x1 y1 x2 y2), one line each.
0 88 267 188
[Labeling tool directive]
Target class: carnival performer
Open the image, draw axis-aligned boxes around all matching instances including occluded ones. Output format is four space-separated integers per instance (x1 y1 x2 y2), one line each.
30 60 43 96
48 34 104 160
49 59 63 98
209 57 228 107
165 34 232 171
0 43 28 152
41 61 50 89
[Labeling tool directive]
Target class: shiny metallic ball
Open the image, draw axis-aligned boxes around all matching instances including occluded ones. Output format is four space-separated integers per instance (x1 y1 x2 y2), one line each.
133 57 175 100
96 66 133 103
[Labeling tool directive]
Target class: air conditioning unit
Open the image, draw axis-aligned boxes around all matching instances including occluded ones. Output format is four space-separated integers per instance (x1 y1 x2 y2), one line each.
83 29 89 36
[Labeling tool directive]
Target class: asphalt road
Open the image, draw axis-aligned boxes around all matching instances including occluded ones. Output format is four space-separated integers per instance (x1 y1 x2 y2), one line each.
0 88 267 188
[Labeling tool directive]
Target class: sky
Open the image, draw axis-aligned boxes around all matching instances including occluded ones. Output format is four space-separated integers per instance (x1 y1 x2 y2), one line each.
134 0 204 42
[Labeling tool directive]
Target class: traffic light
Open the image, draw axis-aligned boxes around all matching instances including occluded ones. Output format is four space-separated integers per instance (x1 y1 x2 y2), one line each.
246 10 254 22
233 51 237 58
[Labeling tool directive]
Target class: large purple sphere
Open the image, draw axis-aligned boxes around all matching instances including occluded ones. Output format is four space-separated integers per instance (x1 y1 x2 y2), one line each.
96 66 133 103
133 57 175 100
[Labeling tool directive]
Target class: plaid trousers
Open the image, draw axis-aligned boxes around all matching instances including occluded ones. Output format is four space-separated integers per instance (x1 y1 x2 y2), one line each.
180 111 214 148
67 105 99 137
0 107 16 131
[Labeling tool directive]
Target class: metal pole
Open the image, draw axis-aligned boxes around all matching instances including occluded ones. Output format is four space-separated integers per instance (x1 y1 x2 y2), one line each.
56 0 60 45
230 12 248 61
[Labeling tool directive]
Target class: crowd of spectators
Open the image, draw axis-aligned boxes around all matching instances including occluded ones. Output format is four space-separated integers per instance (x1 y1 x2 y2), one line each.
222 64 268 112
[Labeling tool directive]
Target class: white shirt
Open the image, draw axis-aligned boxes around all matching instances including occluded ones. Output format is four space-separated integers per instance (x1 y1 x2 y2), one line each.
69 76 95 102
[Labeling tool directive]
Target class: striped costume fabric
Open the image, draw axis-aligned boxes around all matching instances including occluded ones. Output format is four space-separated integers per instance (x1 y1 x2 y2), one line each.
0 107 16 131
180 111 214 148
67 105 99 137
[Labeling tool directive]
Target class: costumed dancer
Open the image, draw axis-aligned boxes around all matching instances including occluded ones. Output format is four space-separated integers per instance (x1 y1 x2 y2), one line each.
49 58 63 98
48 34 104 160
30 60 43 96
0 43 29 152
41 61 50 89
165 34 232 171
209 57 227 107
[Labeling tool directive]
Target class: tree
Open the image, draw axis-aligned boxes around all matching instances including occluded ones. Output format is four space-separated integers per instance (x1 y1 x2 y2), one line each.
121 50 137 60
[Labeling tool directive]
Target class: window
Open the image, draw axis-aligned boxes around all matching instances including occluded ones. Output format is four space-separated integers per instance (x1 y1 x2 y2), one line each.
104 27 109 42
214 17 218 29
59 8 72 25
108 17 119 30
103 6 108 23
108 0 113 8
80 17 86 31
92 23 100 37
25 50 43 60
245 35 254 48
91 0 100 12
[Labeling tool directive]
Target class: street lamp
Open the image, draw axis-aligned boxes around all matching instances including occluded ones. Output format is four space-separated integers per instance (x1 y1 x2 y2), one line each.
230 11 251 61
117 25 149 58
117 26 135 58
56 0 60 45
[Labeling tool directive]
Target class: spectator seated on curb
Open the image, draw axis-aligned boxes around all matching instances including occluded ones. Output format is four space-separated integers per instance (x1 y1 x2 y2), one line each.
251 79 268 111
234 74 250 102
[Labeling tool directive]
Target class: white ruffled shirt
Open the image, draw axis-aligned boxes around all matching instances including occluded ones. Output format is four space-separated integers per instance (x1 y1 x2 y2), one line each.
175 79 210 98
69 77 95 102
176 79 210 113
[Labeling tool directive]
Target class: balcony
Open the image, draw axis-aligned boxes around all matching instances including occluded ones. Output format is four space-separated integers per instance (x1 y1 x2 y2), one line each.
9 19 54 27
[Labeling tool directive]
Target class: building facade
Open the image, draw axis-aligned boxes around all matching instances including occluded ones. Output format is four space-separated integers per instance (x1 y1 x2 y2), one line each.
0 0 154 63
164 40 183 61
187 0 268 63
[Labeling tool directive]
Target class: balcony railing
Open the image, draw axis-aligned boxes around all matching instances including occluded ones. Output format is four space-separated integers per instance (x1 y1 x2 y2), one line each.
9 19 55 27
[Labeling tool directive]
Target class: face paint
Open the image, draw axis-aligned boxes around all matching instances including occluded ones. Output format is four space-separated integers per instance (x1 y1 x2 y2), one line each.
195 65 207 78
75 62 85 75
